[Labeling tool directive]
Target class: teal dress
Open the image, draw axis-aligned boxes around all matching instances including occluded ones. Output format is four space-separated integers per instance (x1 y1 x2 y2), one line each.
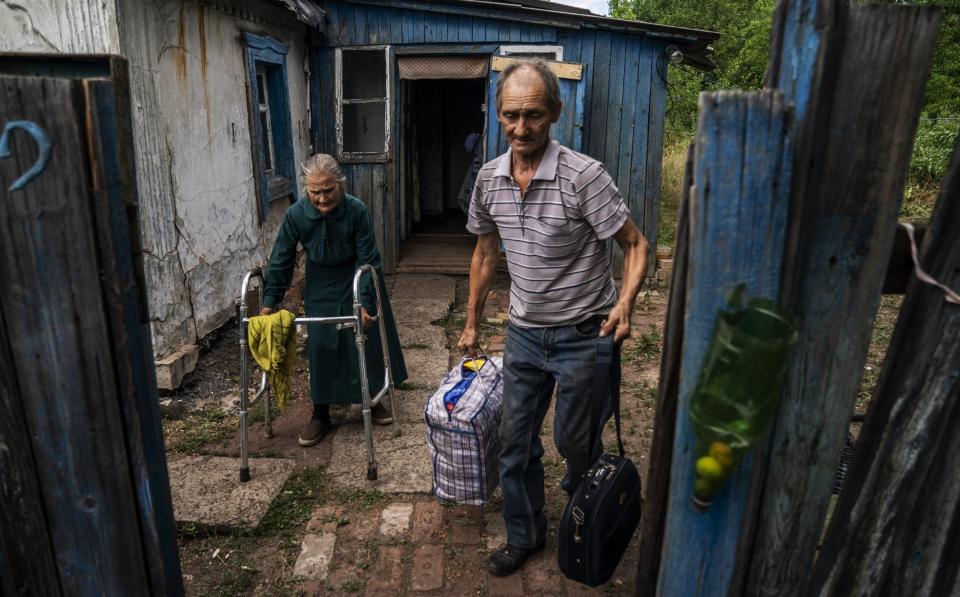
262 195 407 405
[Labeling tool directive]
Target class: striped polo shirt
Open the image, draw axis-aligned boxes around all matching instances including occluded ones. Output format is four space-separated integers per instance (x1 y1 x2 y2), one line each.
467 140 629 328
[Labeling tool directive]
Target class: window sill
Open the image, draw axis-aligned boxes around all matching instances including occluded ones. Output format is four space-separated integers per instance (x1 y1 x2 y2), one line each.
267 175 294 202
338 153 392 164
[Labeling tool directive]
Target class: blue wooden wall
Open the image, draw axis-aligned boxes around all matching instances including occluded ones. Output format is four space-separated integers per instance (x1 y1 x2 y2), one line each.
311 0 668 273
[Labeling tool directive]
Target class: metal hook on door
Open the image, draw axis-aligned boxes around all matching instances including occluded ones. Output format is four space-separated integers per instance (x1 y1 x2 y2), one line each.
0 120 53 191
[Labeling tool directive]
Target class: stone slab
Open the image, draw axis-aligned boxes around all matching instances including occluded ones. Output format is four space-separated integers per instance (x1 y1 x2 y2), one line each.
365 546 403 595
380 502 414 537
155 343 199 390
167 455 296 528
293 533 336 580
326 422 432 493
391 274 457 303
397 323 447 349
484 512 508 550
411 544 445 592
392 299 455 326
401 346 452 391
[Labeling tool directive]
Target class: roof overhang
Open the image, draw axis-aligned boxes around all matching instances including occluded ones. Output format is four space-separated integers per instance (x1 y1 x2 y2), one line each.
344 0 719 70
269 0 326 28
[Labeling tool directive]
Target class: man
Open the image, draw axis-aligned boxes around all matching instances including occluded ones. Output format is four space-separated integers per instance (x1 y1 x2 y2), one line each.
457 60 649 577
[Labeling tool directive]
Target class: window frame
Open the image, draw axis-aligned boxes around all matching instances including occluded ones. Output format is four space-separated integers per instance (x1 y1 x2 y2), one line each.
243 32 295 220
499 45 564 61
335 45 392 163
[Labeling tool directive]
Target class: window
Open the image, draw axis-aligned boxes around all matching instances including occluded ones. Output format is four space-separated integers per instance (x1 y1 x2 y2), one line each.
499 45 564 61
244 32 295 219
336 47 390 161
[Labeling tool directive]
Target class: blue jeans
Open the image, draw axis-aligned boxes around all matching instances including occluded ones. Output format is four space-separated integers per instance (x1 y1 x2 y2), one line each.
498 317 619 549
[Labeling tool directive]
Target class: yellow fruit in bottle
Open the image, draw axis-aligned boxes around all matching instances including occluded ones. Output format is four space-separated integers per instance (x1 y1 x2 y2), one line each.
709 442 734 469
695 456 725 482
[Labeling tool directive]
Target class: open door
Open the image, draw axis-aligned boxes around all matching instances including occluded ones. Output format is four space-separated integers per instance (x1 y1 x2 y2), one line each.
485 55 586 161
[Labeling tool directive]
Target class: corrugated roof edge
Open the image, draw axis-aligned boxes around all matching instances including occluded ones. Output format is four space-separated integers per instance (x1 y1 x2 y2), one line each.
344 0 719 70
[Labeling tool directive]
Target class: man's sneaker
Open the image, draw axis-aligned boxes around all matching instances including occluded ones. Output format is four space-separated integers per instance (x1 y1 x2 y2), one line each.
372 401 393 425
486 541 545 577
298 417 332 447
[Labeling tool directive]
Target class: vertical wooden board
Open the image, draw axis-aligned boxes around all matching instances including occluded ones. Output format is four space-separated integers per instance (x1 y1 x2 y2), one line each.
0 76 151 595
499 20 511 42
376 6 390 45
747 8 942 596
643 46 667 260
424 13 439 44
577 29 596 142
586 31 611 159
448 14 460 43
86 75 183 595
616 37 644 205
539 26 557 43
635 145 694 597
0 312 62 596
603 33 628 183
325 1 343 46
558 30 581 62
314 48 336 154
389 7 403 44
510 22 522 42
340 3 355 45
609 35 642 275
628 40 654 232
473 17 486 42
810 138 960 597
371 165 387 261
353 4 368 45
413 9 427 43
486 18 499 43
485 66 502 162
459 15 473 43
521 24 534 42
656 91 792 597
402 8 415 44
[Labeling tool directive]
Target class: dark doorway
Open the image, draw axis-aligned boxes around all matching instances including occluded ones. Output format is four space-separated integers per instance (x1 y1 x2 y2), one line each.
398 77 485 273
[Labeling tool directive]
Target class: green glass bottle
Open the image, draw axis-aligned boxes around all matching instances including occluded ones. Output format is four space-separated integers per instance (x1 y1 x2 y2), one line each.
689 288 798 509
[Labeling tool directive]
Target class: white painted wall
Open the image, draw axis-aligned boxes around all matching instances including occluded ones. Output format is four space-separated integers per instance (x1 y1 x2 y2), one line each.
2 0 311 360
0 0 120 53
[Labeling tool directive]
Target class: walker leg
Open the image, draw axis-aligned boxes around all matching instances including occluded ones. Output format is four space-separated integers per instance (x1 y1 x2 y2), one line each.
356 326 378 482
240 321 250 483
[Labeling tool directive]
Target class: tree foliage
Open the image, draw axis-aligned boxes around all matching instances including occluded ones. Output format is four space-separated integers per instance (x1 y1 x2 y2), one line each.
610 0 960 176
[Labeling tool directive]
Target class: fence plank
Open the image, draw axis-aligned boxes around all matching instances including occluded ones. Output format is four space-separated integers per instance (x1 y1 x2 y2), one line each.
746 6 942 595
84 69 183 595
0 75 152 596
811 137 960 597
635 144 692 597
656 90 792 597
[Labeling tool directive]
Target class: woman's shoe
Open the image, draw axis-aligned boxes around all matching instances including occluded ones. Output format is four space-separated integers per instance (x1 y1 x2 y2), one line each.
298 417 332 446
372 401 393 425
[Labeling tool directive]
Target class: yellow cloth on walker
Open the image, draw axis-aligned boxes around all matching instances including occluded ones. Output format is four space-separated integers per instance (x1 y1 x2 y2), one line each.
247 310 298 411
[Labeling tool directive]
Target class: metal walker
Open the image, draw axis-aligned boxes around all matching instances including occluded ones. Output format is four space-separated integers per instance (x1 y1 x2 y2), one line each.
238 264 400 482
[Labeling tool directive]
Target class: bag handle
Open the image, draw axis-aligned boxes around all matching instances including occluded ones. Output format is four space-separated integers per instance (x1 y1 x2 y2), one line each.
591 334 624 458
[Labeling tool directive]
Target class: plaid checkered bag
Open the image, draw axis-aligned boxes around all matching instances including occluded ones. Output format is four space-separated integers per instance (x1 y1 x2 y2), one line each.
424 356 504 505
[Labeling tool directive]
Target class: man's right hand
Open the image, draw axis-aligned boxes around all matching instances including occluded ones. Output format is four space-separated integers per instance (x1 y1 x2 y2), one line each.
259 307 274 316
457 325 481 356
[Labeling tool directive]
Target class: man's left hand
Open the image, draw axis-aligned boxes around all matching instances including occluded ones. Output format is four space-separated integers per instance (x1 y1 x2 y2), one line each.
599 302 632 344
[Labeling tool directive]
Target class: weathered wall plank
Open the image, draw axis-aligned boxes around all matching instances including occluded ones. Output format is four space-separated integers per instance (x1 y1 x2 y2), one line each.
746 5 942 595
810 138 960 597
657 90 793 597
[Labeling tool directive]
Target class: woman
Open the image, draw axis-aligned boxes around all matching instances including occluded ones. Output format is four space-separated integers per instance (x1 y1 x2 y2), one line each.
260 154 407 446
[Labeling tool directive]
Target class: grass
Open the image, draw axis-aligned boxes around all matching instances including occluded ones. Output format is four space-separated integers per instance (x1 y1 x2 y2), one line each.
857 295 904 412
657 135 693 249
164 407 234 453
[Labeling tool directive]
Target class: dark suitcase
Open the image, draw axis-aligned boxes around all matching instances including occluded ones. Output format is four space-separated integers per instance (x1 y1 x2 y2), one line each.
558 334 642 587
